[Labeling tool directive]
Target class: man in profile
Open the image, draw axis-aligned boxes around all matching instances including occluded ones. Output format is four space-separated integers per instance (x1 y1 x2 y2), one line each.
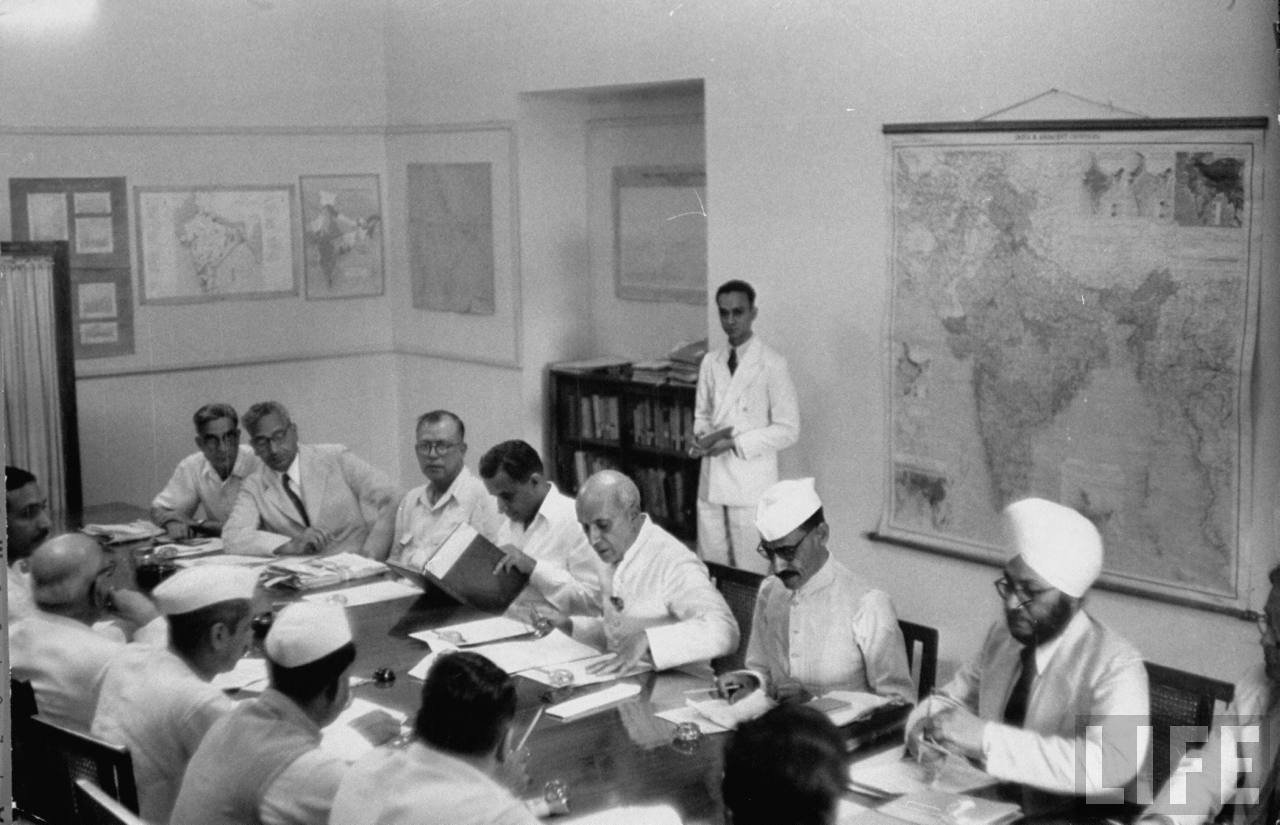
480 439 601 621
93 566 262 824
329 650 538 825
388 410 501 567
691 279 799 574
572 469 738 676
6 465 52 620
224 400 397 557
151 403 261 540
10 533 163 730
723 705 849 825
905 498 1149 814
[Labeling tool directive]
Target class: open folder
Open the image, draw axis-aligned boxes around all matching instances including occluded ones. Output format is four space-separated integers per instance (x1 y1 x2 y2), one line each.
387 523 528 613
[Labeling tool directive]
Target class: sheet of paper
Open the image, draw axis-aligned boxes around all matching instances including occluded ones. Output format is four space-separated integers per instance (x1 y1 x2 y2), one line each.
211 657 269 692
176 554 271 568
653 705 731 734
467 629 601 674
408 649 450 681
547 682 642 719
846 748 997 797
821 690 894 726
319 697 409 762
683 688 773 729
302 579 420 607
410 615 532 648
152 538 224 558
520 653 651 687
834 798 870 823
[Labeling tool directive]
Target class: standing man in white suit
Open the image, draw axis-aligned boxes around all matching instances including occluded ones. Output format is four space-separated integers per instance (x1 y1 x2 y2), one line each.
692 280 800 573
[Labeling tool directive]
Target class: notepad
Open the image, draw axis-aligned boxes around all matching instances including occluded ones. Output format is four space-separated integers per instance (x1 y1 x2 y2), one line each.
547 683 642 719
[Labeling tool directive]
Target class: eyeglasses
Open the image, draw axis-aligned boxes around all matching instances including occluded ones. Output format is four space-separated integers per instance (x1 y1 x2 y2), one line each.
757 525 815 563
415 440 461 456
250 427 292 450
993 576 1053 609
198 430 240 449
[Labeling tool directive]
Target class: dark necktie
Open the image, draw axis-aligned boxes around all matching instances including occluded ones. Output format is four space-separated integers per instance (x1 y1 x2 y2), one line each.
281 475 311 527
727 348 738 375
1003 644 1037 726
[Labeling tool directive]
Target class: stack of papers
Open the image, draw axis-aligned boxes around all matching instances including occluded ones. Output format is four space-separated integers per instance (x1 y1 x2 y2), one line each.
547 683 642 719
847 747 998 798
320 698 408 762
152 537 224 558
466 629 602 675
520 653 651 688
874 790 1020 825
680 688 774 730
410 616 534 649
301 579 420 607
82 521 165 544
176 554 271 569
819 690 896 726
263 553 387 590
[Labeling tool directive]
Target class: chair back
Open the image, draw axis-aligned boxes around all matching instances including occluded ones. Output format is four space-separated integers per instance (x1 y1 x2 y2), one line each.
705 561 764 673
11 679 49 823
28 714 140 825
1145 661 1234 796
898 620 939 700
74 778 150 825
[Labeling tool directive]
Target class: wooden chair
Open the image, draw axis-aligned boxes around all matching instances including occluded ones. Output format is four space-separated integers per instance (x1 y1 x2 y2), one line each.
74 778 149 825
898 619 939 700
1145 661 1235 796
27 714 140 825
705 561 764 673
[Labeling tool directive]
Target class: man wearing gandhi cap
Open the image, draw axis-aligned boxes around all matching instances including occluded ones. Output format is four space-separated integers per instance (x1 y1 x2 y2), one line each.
92 566 262 824
714 478 914 706
905 498 1149 814
172 602 386 825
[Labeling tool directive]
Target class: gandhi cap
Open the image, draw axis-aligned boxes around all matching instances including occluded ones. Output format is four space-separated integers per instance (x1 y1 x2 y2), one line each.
1003 497 1102 598
755 478 823 542
265 602 353 667
152 566 257 615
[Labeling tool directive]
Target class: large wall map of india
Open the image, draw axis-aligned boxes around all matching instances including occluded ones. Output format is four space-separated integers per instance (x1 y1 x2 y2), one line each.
882 128 1260 606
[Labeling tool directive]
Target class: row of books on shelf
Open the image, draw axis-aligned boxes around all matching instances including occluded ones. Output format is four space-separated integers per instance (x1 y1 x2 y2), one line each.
570 451 692 529
576 393 621 441
632 397 695 453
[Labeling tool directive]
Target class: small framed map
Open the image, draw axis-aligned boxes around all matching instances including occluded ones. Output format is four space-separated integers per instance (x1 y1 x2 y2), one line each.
136 185 297 304
300 174 383 300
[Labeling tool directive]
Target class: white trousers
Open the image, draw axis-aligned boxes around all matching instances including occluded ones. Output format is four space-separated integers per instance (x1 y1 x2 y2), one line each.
696 500 768 574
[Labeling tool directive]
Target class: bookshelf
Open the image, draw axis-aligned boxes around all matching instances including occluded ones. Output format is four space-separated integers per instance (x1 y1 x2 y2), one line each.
548 365 699 542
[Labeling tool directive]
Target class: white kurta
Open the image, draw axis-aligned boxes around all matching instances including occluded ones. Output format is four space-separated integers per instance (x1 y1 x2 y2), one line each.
391 466 502 569
328 741 539 825
742 558 915 702
575 516 738 672
91 644 234 824
8 560 33 621
151 446 261 525
499 484 603 621
10 610 125 731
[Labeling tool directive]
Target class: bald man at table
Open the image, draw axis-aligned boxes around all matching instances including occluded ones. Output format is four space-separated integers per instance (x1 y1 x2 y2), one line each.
569 470 738 676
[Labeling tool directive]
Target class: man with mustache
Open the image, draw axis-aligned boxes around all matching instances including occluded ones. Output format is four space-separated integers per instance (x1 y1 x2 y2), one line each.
6 465 53 620
714 478 913 705
151 403 261 540
905 497 1149 814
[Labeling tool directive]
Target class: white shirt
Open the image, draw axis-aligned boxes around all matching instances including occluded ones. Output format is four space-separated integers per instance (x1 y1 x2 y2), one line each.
329 741 539 825
575 516 738 673
151 446 260 524
499 484 603 621
10 609 125 731
391 466 502 569
743 557 915 702
92 644 235 824
8 560 33 621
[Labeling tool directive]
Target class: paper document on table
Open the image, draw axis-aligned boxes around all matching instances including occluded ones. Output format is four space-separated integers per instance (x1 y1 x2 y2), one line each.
176 554 271 569
653 705 731 734
302 579 420 607
819 690 895 726
320 698 408 762
152 537 224 558
875 790 1020 825
467 629 601 674
683 688 773 730
82 520 165 544
211 657 268 692
411 616 533 648
846 748 997 798
264 553 387 590
547 682 642 719
560 804 683 825
521 653 651 687
408 649 450 681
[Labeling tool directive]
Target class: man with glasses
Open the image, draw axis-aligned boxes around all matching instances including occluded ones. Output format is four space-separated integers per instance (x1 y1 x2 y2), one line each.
224 401 397 557
1139 566 1280 825
387 410 501 567
714 478 913 705
151 403 261 540
905 497 1149 815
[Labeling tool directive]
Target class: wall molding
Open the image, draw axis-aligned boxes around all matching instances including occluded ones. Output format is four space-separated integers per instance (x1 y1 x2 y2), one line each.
0 121 518 139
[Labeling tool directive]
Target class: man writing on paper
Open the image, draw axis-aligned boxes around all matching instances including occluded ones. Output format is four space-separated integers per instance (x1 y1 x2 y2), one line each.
172 602 390 825
691 279 799 574
330 651 538 825
224 401 397 557
388 410 501 567
480 440 602 622
571 469 738 676
905 498 1149 814
93 566 263 824
10 533 164 731
151 403 262 540
6 465 53 620
715 478 914 706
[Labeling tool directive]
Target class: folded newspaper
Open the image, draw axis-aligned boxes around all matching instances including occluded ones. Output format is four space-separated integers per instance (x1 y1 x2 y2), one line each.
263 553 387 590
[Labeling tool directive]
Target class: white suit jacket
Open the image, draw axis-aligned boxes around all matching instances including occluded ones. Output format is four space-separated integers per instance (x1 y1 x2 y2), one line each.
693 336 799 505
223 443 395 556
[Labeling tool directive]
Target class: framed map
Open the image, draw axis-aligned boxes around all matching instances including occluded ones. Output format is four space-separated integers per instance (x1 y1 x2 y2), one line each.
877 118 1268 613
136 186 296 304
613 166 707 304
300 174 384 300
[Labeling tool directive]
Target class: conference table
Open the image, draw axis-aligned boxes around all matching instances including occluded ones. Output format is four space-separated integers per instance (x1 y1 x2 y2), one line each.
82 502 911 825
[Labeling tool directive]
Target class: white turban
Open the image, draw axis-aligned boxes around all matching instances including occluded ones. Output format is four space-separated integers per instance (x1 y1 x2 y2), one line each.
755 478 823 542
152 566 258 615
265 602 353 667
1003 498 1102 598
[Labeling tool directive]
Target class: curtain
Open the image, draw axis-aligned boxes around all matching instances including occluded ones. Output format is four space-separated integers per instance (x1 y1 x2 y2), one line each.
1 254 68 515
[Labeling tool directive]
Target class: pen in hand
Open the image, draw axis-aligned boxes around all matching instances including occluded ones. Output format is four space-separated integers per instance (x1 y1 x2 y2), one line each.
513 704 545 754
